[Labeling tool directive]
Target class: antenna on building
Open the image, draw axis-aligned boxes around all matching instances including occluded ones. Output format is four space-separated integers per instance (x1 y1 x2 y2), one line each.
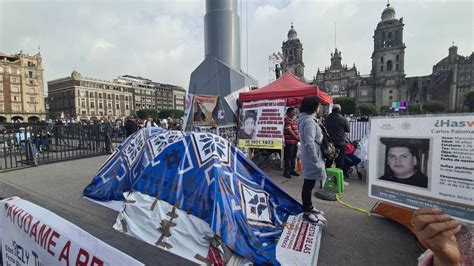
387 0 390 7
334 21 337 49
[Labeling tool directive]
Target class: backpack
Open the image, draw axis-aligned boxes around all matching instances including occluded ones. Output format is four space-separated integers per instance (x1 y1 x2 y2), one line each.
318 122 338 162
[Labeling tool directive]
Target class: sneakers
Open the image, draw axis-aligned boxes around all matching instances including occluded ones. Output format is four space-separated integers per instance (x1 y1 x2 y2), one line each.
290 171 300 176
303 212 327 226
309 207 324 215
283 174 292 179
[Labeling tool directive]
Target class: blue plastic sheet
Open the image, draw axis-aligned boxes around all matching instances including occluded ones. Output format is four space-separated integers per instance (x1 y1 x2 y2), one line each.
84 129 303 264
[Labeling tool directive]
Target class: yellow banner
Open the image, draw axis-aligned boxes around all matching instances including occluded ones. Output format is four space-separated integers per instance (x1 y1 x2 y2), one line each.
238 139 283 149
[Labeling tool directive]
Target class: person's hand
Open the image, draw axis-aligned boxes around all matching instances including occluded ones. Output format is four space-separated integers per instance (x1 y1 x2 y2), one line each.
411 207 461 266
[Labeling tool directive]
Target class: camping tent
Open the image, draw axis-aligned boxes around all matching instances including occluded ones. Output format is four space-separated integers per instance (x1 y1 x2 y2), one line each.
239 72 333 105
84 128 325 265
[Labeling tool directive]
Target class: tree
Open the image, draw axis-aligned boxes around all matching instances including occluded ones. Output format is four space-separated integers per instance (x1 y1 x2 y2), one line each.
464 91 474 112
358 103 376 116
159 109 184 119
136 109 158 120
423 101 446 113
333 97 357 115
409 104 422 115
379 105 390 114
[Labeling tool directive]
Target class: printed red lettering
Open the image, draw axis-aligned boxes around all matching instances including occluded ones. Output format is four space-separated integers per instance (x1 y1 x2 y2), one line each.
58 240 71 266
29 221 40 242
47 231 60 256
23 214 33 233
38 224 52 249
76 248 89 266
91 256 104 266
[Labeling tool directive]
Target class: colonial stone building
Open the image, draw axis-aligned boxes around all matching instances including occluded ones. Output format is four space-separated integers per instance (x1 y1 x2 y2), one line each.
280 23 305 80
48 72 186 120
0 51 46 122
312 3 473 112
48 71 134 120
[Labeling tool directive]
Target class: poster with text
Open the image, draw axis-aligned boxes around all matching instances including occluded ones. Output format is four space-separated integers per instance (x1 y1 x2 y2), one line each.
182 93 193 128
368 115 474 223
217 124 237 144
238 99 285 149
0 197 143 266
192 95 218 125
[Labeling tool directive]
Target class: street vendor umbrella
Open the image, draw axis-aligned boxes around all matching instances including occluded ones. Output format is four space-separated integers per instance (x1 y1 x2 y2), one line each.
239 71 333 105
83 129 313 264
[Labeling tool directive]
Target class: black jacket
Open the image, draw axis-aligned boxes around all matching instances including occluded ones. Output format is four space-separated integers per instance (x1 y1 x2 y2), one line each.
124 120 138 136
324 112 349 146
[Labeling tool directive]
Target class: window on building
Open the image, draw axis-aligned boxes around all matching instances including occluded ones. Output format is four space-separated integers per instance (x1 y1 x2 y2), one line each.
107 103 112 109
380 57 384 63
90 92 94 97
387 60 393 71
28 71 33 78
389 96 393 100
116 103 120 109
389 90 393 93
29 97 36 103
99 111 103 116
82 111 86 115
90 102 95 108
116 95 119 100
380 66 383 72
388 32 392 39
396 54 399 62
99 102 103 108
108 94 111 100
126 104 129 110
81 101 85 107
98 93 102 99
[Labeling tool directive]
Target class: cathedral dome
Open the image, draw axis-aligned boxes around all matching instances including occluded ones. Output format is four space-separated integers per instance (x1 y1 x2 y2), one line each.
287 23 298 40
381 3 396 21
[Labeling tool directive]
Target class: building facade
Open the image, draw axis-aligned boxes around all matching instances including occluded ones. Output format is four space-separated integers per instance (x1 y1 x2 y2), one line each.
280 24 305 80
0 51 46 122
311 3 473 112
48 71 133 120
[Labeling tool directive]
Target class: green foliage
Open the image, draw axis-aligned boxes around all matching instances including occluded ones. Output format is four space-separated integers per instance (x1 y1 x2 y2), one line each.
423 101 446 113
409 104 422 115
136 109 158 120
379 105 390 114
358 103 376 116
333 97 357 115
464 91 474 111
158 109 184 119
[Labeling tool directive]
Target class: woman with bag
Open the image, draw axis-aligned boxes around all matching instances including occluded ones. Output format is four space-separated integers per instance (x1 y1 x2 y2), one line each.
297 96 327 225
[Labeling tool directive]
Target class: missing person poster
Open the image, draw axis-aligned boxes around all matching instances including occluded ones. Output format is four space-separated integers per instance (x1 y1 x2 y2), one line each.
238 99 285 149
368 115 474 223
192 95 218 125
217 124 237 143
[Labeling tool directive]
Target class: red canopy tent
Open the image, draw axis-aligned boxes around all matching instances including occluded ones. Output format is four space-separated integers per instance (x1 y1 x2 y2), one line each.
239 72 333 105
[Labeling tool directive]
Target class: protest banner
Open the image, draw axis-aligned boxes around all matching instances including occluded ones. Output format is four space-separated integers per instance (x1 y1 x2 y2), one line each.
217 124 237 143
192 95 218 125
368 115 474 223
0 197 143 266
182 93 193 128
238 99 286 149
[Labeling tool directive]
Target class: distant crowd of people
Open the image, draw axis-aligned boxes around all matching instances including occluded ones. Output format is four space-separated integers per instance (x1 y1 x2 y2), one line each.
124 115 183 137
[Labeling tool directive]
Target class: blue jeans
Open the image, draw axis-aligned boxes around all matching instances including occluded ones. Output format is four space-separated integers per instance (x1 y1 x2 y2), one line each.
343 154 361 178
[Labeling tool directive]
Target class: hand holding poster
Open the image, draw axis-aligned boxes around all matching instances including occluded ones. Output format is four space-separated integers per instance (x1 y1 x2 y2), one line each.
0 197 143 266
368 115 474 223
238 99 286 149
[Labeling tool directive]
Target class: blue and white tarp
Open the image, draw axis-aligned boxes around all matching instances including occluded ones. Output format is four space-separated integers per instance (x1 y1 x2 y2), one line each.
84 129 312 264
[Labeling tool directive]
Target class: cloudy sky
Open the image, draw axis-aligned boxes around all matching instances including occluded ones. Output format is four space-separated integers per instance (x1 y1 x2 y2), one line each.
1 0 472 91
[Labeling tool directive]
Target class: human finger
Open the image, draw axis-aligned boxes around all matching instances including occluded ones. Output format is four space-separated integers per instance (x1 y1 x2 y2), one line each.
438 224 461 238
412 213 452 231
413 207 443 217
417 220 460 241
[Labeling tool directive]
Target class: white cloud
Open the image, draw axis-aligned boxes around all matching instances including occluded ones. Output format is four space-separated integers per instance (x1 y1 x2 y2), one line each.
0 0 472 93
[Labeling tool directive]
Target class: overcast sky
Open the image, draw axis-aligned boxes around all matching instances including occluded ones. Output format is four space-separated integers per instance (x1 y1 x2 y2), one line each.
1 0 472 91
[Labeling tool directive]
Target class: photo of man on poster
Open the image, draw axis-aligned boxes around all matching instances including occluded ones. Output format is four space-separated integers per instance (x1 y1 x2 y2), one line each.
239 110 257 139
378 138 430 189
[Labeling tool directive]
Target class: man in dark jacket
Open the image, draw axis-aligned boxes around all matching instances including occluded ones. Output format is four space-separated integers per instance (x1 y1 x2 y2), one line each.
324 104 350 170
124 116 138 137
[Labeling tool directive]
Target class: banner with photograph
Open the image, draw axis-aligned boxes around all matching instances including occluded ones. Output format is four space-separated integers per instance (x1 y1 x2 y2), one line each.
368 115 474 223
238 99 285 149
0 197 143 266
192 95 218 125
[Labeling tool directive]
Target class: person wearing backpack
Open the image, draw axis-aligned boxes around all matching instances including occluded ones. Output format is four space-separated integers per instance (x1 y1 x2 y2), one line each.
324 104 350 170
297 96 327 225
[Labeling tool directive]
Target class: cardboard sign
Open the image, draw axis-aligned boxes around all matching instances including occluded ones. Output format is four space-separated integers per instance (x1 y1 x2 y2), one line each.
368 115 474 223
0 197 143 266
238 99 286 149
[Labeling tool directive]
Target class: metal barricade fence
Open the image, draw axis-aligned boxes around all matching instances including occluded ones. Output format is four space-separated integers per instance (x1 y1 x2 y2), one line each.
0 123 119 172
348 121 369 142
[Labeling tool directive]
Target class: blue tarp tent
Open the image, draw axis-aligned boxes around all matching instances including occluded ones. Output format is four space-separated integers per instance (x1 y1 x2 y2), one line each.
84 129 304 264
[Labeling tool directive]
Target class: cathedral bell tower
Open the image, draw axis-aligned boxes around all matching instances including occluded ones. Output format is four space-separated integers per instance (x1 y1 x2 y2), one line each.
281 23 305 80
372 3 407 109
